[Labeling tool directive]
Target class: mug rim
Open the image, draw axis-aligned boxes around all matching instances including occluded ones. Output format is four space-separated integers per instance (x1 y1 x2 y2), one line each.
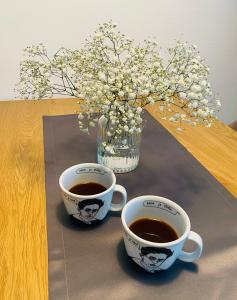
121 195 191 247
59 163 116 199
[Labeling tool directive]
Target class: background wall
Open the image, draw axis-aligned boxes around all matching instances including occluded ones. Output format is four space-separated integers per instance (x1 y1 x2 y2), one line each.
0 0 236 124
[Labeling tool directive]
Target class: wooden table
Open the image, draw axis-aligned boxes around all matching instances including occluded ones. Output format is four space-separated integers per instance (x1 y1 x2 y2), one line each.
0 99 237 300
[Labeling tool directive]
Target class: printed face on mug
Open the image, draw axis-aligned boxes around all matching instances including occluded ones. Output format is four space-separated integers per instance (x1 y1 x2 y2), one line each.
59 163 127 224
139 247 173 272
77 198 104 222
121 196 203 273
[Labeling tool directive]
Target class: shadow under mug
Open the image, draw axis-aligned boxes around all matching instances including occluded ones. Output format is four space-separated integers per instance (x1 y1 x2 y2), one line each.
121 195 203 273
59 163 127 225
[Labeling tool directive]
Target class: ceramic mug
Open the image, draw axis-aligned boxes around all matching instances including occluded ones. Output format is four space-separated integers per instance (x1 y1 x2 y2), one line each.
121 195 203 273
59 163 127 224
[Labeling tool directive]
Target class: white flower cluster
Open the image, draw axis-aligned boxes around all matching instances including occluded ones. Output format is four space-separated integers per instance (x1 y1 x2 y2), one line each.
15 44 52 99
16 21 220 144
158 41 220 127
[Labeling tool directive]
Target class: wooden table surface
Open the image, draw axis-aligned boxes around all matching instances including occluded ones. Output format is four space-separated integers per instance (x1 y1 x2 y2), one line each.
0 99 237 300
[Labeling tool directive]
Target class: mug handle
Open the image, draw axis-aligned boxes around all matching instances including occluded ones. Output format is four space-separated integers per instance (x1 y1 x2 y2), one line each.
110 184 127 211
178 231 203 262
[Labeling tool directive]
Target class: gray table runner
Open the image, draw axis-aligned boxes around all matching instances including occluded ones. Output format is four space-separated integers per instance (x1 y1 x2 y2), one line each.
43 112 237 300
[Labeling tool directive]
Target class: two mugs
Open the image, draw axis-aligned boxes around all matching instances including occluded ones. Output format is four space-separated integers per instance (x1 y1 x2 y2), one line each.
59 163 203 273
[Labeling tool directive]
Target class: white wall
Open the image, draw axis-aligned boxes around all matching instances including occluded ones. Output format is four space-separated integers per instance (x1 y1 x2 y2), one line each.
0 0 236 124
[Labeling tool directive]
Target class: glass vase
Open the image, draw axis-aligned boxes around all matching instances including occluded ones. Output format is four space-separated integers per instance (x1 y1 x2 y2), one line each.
97 116 141 173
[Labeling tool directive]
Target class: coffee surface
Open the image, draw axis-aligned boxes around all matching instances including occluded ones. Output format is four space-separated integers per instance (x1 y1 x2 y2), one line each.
129 218 178 243
69 182 107 195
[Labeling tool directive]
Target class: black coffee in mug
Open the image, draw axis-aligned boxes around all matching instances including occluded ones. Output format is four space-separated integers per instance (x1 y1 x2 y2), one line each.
129 218 178 243
69 182 107 195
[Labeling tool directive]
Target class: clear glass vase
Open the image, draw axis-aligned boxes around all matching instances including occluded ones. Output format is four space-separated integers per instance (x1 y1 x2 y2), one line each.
97 116 141 173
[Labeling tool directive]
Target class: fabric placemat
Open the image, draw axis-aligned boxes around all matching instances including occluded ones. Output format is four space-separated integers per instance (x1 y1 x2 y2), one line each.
43 111 237 300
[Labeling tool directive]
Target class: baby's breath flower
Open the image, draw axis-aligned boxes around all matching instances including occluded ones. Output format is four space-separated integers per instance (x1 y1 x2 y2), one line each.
78 114 84 120
136 107 142 114
16 21 219 141
123 125 129 132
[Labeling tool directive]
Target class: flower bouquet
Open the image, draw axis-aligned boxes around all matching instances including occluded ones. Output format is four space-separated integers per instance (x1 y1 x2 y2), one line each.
16 21 220 172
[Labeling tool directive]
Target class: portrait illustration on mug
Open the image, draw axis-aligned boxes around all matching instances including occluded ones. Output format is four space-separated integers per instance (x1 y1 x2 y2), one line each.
73 198 105 224
131 246 174 273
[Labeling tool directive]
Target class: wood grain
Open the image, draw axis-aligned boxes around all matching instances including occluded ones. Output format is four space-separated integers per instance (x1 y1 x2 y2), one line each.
147 104 237 197
0 99 236 300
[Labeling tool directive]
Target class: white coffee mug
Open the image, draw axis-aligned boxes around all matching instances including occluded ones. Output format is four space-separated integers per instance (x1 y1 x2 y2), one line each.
121 195 203 273
59 163 127 224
